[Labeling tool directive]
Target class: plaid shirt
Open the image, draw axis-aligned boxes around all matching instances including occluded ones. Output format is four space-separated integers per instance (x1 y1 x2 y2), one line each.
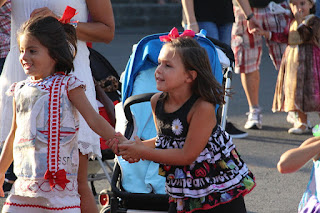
0 0 11 59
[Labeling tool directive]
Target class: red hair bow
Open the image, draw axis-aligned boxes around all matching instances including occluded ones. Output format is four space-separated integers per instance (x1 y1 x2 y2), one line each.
159 27 195 42
44 169 70 190
58 6 78 24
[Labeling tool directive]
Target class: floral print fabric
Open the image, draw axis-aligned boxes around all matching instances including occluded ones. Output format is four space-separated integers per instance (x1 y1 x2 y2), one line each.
154 93 255 212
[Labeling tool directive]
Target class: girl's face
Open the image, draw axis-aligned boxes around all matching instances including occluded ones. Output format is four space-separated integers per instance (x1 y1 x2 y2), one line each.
155 45 193 92
19 34 56 81
290 0 313 18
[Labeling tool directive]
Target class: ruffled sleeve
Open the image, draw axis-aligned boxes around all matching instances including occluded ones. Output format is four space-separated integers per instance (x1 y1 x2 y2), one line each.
66 74 86 93
5 82 18 97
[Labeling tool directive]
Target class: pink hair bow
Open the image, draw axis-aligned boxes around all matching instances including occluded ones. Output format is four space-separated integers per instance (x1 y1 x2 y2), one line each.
159 27 195 42
58 6 78 24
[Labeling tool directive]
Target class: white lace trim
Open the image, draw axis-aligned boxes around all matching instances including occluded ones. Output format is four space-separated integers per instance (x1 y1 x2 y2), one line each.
78 140 101 159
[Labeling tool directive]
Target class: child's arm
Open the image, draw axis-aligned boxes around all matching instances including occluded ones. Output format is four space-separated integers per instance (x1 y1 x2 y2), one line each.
277 137 320 174
119 95 216 166
253 27 289 43
68 87 126 148
0 99 17 197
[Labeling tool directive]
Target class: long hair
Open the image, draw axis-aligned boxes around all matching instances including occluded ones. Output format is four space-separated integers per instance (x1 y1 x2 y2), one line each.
164 36 225 106
17 16 77 74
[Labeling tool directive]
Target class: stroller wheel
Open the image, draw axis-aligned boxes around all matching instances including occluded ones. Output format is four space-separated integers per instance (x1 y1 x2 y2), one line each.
99 205 111 213
99 189 110 207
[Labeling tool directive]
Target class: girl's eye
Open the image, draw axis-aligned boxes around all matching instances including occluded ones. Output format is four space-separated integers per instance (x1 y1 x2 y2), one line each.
30 49 36 53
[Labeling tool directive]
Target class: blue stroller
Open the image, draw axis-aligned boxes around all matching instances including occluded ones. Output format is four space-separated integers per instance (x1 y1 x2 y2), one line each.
99 29 235 213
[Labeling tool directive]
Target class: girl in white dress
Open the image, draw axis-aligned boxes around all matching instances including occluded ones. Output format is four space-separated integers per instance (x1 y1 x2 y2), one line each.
0 15 121 212
0 0 115 211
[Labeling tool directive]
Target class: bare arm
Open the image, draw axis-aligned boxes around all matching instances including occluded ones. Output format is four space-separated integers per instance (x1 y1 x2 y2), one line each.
0 99 16 197
120 98 216 165
235 0 253 17
181 0 199 33
277 137 320 174
30 0 115 43
80 0 115 43
235 0 261 34
69 87 125 145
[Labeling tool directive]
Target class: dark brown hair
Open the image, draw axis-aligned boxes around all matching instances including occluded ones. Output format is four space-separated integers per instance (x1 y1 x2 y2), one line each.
163 36 225 106
18 16 77 74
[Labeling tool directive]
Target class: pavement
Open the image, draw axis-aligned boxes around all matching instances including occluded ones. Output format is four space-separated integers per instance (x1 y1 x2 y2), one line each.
0 26 317 213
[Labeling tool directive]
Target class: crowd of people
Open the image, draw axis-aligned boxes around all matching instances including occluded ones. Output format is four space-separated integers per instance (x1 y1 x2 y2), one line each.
0 0 319 212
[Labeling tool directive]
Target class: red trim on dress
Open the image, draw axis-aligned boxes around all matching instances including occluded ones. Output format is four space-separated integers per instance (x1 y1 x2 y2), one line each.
4 202 80 210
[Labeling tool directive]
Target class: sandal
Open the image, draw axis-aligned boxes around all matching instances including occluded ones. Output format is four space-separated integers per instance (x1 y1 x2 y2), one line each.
288 122 310 135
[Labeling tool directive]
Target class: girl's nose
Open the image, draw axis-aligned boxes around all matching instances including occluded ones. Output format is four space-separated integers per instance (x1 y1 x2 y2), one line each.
20 52 27 60
155 65 162 74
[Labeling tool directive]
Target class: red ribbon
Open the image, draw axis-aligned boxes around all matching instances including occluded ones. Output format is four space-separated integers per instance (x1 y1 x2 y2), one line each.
159 27 195 42
44 169 70 190
58 6 78 24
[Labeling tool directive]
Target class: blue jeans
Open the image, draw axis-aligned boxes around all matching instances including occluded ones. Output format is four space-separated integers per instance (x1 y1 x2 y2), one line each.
316 0 320 18
198 21 233 45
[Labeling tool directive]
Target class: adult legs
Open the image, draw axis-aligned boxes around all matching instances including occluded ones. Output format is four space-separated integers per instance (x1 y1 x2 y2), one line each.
218 23 233 45
241 70 262 129
241 70 260 108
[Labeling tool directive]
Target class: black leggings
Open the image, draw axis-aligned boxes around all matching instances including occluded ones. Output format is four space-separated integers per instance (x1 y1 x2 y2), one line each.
168 196 247 213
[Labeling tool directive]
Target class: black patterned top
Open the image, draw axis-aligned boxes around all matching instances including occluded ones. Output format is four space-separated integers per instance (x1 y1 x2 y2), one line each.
154 93 255 203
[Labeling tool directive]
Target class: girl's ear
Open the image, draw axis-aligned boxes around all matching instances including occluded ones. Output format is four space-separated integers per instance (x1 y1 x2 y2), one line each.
186 70 197 83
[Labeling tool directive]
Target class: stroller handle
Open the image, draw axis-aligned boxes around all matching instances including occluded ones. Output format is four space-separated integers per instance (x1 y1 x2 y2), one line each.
123 93 156 138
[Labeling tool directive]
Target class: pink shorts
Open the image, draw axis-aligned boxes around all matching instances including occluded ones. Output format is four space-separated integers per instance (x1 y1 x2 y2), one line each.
231 3 290 74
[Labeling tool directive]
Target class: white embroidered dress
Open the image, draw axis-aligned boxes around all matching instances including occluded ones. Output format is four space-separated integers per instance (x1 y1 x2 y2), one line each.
0 0 100 158
4 74 82 211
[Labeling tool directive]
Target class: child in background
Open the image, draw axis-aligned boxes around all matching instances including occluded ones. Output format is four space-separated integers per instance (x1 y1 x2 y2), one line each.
278 136 320 212
118 35 255 213
255 0 320 134
0 15 123 212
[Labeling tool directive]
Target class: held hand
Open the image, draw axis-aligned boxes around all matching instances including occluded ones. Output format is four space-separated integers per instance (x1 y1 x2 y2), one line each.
118 136 144 160
247 16 262 35
106 132 128 155
0 174 5 197
30 7 59 19
251 28 270 39
107 138 119 155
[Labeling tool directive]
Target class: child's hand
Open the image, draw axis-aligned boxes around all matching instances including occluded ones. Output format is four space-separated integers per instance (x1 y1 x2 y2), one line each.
119 136 145 161
252 28 270 39
0 174 5 197
106 132 128 155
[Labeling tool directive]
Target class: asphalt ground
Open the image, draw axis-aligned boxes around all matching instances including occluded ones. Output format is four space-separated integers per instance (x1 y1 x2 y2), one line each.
0 26 317 213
